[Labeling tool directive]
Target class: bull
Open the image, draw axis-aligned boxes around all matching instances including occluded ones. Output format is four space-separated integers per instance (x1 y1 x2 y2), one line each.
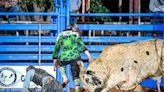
79 39 164 92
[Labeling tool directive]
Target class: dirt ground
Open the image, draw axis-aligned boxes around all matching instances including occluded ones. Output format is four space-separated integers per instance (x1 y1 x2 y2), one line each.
70 88 131 92
107 88 133 92
69 87 159 92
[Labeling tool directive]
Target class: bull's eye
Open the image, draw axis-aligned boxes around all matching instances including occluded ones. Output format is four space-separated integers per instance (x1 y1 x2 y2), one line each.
85 78 89 83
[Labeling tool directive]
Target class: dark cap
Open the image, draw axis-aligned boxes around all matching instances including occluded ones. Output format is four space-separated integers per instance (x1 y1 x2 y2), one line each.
26 65 35 72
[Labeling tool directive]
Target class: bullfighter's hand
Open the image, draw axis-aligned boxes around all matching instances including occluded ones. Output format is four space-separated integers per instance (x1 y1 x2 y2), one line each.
54 65 56 71
89 57 94 63
53 59 57 71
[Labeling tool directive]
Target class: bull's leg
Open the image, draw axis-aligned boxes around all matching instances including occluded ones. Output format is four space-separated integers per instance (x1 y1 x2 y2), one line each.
120 67 140 90
133 85 144 92
101 73 128 92
152 76 162 92
157 81 161 92
101 88 109 92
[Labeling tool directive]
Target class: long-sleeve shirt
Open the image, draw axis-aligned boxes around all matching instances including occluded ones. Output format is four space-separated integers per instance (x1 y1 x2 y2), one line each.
53 30 87 61
149 0 164 12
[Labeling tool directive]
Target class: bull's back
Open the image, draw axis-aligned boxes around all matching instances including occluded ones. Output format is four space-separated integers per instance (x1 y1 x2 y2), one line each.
94 39 164 75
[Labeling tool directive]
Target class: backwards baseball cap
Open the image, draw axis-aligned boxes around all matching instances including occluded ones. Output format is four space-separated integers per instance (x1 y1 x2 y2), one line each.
26 65 35 72
66 24 80 32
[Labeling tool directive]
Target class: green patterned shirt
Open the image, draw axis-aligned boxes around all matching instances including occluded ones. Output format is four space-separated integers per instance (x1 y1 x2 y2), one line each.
53 30 87 61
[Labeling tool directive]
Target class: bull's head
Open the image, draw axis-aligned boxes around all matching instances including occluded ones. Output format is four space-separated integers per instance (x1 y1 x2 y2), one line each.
79 61 107 92
80 70 103 92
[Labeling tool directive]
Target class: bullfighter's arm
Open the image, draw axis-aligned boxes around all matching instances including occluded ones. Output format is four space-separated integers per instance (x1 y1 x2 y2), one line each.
53 39 60 70
84 50 94 62
77 36 94 62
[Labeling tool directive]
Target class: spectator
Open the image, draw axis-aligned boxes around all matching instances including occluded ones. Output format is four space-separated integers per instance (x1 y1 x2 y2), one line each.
22 65 63 92
70 0 81 24
0 0 20 23
149 0 164 24
53 24 94 92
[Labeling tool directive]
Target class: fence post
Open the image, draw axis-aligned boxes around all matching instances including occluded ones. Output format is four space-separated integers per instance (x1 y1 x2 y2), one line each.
38 24 41 67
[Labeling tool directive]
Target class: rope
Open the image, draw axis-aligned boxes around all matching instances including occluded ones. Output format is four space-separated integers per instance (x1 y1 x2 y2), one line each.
133 39 164 86
154 39 164 75
132 40 162 82
119 39 164 90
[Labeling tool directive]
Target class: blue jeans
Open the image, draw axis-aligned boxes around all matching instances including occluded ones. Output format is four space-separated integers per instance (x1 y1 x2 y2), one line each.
22 69 35 92
22 69 52 92
150 16 161 24
0 4 20 22
70 16 77 24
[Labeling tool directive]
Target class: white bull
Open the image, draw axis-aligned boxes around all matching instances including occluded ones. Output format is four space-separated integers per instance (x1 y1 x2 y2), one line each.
79 39 164 92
